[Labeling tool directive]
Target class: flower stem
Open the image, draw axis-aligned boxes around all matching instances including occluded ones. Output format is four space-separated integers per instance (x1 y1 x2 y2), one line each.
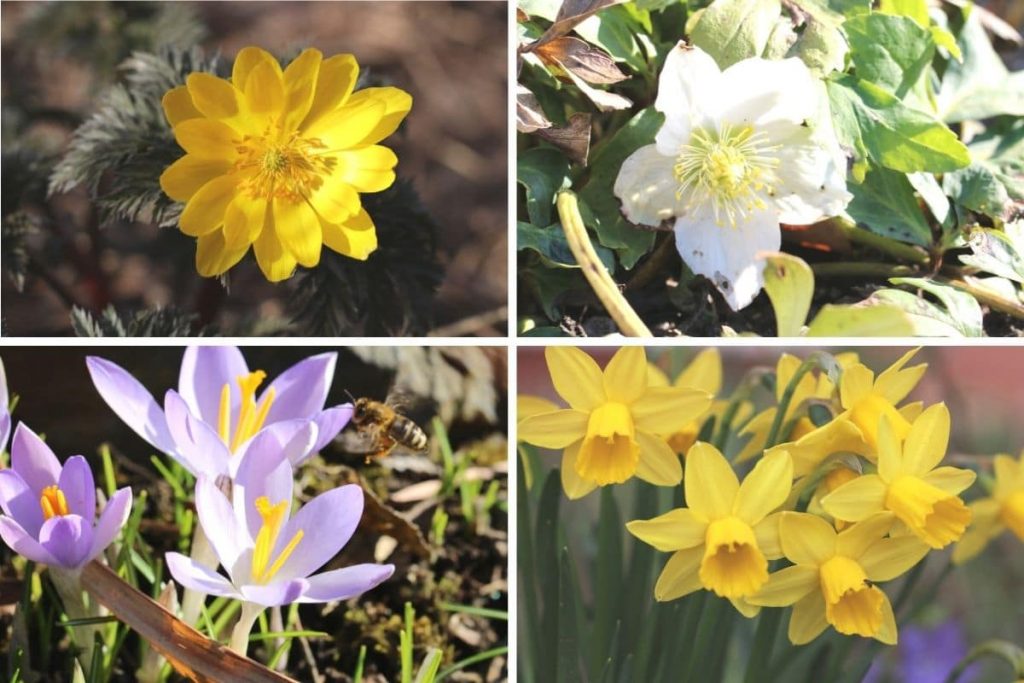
811 262 920 278
556 190 653 336
180 523 216 626
229 601 264 656
49 567 101 672
834 217 931 265
765 356 825 448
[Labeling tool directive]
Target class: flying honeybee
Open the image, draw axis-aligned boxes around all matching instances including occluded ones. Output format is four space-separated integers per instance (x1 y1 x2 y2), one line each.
347 391 429 460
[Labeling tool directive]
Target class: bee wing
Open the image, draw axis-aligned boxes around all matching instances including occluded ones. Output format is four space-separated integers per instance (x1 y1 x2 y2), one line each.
337 422 383 456
385 389 435 428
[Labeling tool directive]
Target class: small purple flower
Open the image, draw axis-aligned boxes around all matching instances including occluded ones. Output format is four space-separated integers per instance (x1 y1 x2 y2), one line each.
166 438 393 608
0 424 132 570
0 358 10 450
86 347 352 479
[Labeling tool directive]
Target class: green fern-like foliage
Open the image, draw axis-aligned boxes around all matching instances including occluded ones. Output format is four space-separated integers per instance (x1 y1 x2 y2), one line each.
70 304 201 337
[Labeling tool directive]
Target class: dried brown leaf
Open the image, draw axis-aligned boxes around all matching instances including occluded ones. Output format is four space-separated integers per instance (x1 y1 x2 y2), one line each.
531 0 628 49
536 36 627 84
534 112 593 165
517 85 552 133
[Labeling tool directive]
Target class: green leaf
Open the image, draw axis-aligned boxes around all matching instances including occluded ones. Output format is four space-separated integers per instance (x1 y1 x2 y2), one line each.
846 167 932 246
960 224 1024 284
967 121 1024 200
518 147 571 227
805 302 915 336
937 12 1024 122
578 107 662 268
844 14 935 98
575 6 648 72
827 77 970 174
787 13 848 76
942 165 1010 217
522 265 587 320
762 253 813 336
690 0 782 69
874 277 985 336
518 220 617 270
878 0 928 27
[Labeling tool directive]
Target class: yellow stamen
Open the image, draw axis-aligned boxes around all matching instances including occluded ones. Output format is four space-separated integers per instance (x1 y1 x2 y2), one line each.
1001 491 1024 541
218 370 277 452
575 402 640 485
218 383 231 443
886 475 971 548
251 496 303 584
40 485 69 520
820 555 885 637
699 516 768 598
234 128 336 202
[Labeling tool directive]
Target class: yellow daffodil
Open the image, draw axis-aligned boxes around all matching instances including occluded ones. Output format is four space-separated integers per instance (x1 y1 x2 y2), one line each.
953 451 1024 563
749 512 928 645
821 404 976 549
517 347 711 499
160 46 411 281
835 349 925 452
626 444 793 613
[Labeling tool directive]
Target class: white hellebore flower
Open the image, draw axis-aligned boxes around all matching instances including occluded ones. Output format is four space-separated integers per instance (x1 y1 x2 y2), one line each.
614 44 852 310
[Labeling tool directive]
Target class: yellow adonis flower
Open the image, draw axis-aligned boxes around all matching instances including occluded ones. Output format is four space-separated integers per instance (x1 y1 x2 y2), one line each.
626 444 793 614
821 404 976 549
953 451 1024 564
160 46 411 281
648 349 736 455
517 347 711 500
749 512 928 645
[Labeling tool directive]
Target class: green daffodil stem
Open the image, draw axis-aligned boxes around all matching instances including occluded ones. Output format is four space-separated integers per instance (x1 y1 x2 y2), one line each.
229 602 264 656
180 524 216 626
944 640 1024 683
556 191 653 337
765 357 818 448
834 217 931 265
811 262 920 279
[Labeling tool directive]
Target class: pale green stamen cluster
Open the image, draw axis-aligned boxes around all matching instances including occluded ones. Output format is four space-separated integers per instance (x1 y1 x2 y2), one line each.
673 123 782 229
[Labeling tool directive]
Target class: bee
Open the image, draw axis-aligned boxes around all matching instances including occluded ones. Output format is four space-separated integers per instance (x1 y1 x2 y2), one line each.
347 391 429 460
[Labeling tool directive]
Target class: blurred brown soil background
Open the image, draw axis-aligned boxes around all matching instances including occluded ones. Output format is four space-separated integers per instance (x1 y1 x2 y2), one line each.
0 1 508 336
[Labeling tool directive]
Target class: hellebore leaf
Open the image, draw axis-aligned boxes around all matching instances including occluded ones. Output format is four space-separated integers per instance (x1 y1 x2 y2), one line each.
518 147 571 227
846 168 933 246
762 252 813 337
805 302 914 336
518 221 617 271
874 277 985 337
690 0 782 69
937 12 1024 123
844 13 935 99
960 224 1024 284
942 165 1010 218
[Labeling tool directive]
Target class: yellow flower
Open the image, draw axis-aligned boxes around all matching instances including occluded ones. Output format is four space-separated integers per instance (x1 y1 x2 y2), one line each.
160 46 411 281
807 464 861 530
517 347 711 499
626 444 793 612
648 349 739 455
835 349 925 452
749 512 928 645
953 451 1024 564
821 404 976 549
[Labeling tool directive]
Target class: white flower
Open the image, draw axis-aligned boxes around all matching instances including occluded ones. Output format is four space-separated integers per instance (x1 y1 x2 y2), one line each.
614 44 852 310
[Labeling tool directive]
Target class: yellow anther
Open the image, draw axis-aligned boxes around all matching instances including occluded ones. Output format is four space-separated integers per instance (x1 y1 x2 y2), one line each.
40 485 69 520
251 496 303 584
218 370 277 452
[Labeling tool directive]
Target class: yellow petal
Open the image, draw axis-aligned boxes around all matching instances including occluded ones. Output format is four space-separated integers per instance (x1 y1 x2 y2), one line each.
754 511 784 559
902 403 950 477
517 409 588 449
774 419 870 478
281 48 322 132
603 347 648 403
253 217 297 282
626 507 706 552
839 363 874 410
820 474 888 522
517 395 560 421
729 597 761 619
223 195 267 248
875 594 898 645
173 118 239 159
561 443 598 500
245 60 286 116
272 199 321 267
301 53 359 130
779 511 836 566
876 414 904 482
685 442 738 521
160 155 232 202
179 175 237 237
195 230 249 277
859 536 929 582
322 209 377 260
788 590 829 645
654 547 704 602
310 174 360 224
874 348 925 404
952 498 1002 564
647 362 670 387
162 86 202 127
734 450 793 525
748 565 818 607
304 98 386 151
835 512 894 559
232 46 282 91
342 87 413 145
545 347 605 411
334 145 398 193
920 466 976 496
735 409 774 463
631 387 711 435
993 454 1022 498
634 431 683 486
186 73 241 119
676 348 722 394
899 401 923 423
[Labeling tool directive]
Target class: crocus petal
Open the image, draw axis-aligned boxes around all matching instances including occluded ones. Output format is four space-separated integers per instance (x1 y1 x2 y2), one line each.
748 565 819 607
86 357 177 456
0 413 10 454
178 346 249 427
545 347 605 411
310 406 353 455
561 443 598 500
166 552 240 599
673 206 780 311
39 515 92 569
613 145 688 227
517 410 588 449
631 387 711 436
920 467 976 496
789 590 829 645
164 390 229 478
820 474 888 522
634 432 683 486
195 477 245 571
275 485 364 582
685 442 739 521
57 456 96 521
603 347 648 404
902 404 950 477
626 507 706 552
11 424 63 494
779 512 836 567
654 43 721 155
860 536 930 583
233 419 318 475
241 579 308 607
734 450 793 525
233 446 293 540
297 563 394 603
0 516 58 566
263 353 336 423
654 546 704 602
0 470 43 537
88 487 132 563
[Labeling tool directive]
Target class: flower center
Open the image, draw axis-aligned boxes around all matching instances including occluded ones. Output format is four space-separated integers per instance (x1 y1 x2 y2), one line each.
251 496 304 585
1001 491 1024 541
39 485 70 520
234 127 336 202
819 555 884 637
673 123 781 228
699 516 768 598
218 370 277 452
886 475 971 548
575 402 640 485
848 395 911 451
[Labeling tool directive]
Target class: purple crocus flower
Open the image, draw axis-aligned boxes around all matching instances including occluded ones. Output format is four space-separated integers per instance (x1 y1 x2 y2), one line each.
0 424 132 570
86 347 352 479
165 441 393 609
0 358 10 451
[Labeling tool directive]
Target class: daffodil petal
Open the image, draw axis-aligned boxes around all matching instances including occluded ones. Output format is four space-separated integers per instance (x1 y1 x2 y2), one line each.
343 87 412 144
334 145 397 193
634 431 683 486
561 442 598 500
952 499 1002 564
754 511 784 559
162 86 202 126
173 119 240 159
603 347 647 403
232 46 282 92
874 348 924 404
835 512 894 559
654 547 704 602
730 597 761 618
186 73 241 119
734 450 793 524
545 347 604 411
779 512 836 566
875 595 898 645
676 349 722 394
160 155 233 202
517 410 588 449
748 565 818 607
518 395 561 421
196 230 249 277
223 195 266 248
632 387 711 435
876 415 903 481
626 507 706 552
179 175 238 237
859 536 929 582
253 217 297 282
282 48 322 131
685 442 738 521
820 474 887 522
920 466 976 496
902 403 950 477
302 54 359 129
993 455 1021 497
322 209 377 260
839 364 874 410
789 590 829 645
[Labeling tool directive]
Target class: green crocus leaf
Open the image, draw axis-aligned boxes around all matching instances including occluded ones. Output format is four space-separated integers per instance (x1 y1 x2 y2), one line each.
518 147 570 227
690 0 782 69
942 165 1010 218
846 167 933 246
844 13 935 99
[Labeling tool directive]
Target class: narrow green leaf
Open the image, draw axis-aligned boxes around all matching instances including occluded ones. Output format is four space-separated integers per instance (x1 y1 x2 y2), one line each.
592 488 624 677
557 548 582 682
535 470 562 682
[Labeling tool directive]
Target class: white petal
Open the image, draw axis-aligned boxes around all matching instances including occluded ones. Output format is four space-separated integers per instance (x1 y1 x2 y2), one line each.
654 43 721 156
771 127 852 225
613 145 686 226
718 58 819 135
673 206 780 310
